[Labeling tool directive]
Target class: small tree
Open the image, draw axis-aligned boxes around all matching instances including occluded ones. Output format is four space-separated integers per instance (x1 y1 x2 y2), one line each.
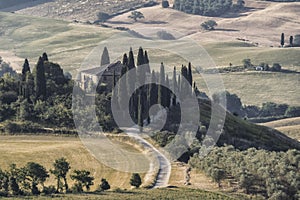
201 20 217 30
289 36 293 47
272 63 281 72
281 33 285 47
162 0 169 8
211 167 226 188
97 12 110 22
50 157 70 193
99 178 110 191
242 58 252 68
101 47 110 66
25 162 49 195
130 173 142 188
128 11 144 22
70 170 94 191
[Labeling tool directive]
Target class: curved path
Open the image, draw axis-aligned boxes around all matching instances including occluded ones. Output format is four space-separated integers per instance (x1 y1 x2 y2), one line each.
126 128 171 188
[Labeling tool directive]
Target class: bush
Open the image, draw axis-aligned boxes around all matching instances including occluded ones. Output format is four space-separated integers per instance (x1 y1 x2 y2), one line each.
71 183 83 194
42 185 56 195
130 173 142 188
162 0 169 8
285 106 300 117
201 20 217 30
271 63 281 71
97 12 110 22
99 178 110 191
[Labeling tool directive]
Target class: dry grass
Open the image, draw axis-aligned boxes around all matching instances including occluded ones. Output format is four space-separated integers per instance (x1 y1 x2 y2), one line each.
0 135 149 190
260 117 300 141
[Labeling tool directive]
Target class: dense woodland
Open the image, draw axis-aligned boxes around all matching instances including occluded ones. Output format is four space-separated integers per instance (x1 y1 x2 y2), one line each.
172 0 244 17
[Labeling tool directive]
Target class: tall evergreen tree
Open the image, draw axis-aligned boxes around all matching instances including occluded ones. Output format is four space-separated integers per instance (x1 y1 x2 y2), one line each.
136 47 146 86
187 62 193 86
144 50 151 73
138 93 143 132
165 75 171 108
172 67 177 106
101 47 110 66
118 72 128 114
22 59 30 81
42 52 48 62
34 57 46 100
281 33 285 47
128 47 135 70
289 36 294 47
122 53 128 76
149 70 158 106
158 62 166 107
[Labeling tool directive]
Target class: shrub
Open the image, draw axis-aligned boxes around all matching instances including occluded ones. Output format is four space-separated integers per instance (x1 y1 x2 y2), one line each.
285 106 300 117
201 20 217 30
99 178 110 191
162 0 169 8
130 173 142 188
71 183 83 194
97 12 110 22
42 185 56 195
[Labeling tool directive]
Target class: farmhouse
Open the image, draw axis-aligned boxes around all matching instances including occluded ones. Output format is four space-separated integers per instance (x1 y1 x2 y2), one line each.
76 61 123 92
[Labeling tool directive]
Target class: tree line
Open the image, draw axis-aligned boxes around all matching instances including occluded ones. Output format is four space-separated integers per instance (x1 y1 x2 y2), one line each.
0 157 143 197
173 0 245 17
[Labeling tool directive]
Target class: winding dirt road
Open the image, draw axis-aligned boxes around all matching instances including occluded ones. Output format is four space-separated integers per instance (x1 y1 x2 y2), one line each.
126 128 171 188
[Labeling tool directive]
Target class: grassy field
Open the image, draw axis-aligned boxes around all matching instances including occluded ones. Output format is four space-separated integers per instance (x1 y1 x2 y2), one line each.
0 11 115 74
260 117 300 141
0 11 299 107
0 135 149 190
0 188 238 200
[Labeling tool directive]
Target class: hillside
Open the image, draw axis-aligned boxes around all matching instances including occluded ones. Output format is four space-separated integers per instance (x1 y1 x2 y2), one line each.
0 0 152 22
260 117 300 141
199 100 300 151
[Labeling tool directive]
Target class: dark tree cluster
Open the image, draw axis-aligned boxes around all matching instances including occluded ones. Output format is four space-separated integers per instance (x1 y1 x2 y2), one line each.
173 0 233 17
0 157 114 197
189 146 300 199
0 53 74 133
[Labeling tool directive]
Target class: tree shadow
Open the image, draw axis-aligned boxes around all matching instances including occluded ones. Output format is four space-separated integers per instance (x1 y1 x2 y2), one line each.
142 20 168 25
107 21 133 25
214 28 239 32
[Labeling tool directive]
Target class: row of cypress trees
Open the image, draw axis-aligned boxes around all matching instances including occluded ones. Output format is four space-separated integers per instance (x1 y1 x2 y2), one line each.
110 47 197 129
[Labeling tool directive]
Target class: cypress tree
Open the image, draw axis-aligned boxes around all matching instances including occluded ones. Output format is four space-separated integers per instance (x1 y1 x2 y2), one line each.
281 33 285 47
42 52 48 62
118 72 127 114
128 47 135 70
34 57 46 100
165 75 171 108
149 70 158 106
290 36 294 47
138 93 143 132
22 59 30 81
136 47 146 86
122 53 128 66
137 47 145 66
178 74 181 95
172 67 177 106
144 50 151 73
158 62 166 107
101 47 110 66
187 62 193 86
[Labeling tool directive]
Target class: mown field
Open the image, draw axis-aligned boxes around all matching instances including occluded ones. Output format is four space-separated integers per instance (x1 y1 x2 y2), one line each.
260 117 300 141
0 135 148 190
0 187 238 200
